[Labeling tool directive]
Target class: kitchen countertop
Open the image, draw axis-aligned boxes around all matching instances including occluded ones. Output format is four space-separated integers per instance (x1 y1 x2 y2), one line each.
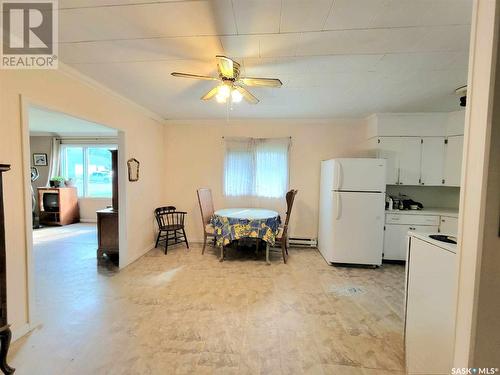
385 207 459 217
408 231 458 253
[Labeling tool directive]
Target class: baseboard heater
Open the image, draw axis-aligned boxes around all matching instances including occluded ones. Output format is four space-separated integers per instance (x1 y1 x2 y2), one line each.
288 237 317 248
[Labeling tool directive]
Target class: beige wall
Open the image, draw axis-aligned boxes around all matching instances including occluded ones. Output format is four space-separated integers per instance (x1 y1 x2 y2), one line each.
29 136 51 188
0 66 165 339
164 119 366 242
79 198 112 222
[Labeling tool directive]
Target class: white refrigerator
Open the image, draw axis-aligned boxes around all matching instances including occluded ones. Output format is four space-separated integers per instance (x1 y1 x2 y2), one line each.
318 158 386 266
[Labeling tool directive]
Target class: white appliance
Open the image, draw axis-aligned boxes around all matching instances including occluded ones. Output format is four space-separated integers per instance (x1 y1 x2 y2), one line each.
405 233 458 374
318 158 386 266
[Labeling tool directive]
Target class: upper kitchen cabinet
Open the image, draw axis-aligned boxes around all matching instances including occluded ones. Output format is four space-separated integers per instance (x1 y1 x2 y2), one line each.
367 112 465 187
421 137 446 186
377 136 437 186
398 137 422 186
377 137 400 185
444 135 464 187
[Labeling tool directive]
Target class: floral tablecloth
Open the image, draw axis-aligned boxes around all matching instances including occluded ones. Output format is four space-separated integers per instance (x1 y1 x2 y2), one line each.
211 209 281 247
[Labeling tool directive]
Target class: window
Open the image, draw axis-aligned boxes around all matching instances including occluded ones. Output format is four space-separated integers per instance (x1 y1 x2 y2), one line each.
224 138 290 198
60 145 116 198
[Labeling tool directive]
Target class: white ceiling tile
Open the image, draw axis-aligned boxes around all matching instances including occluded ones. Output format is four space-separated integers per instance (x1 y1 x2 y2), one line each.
59 0 181 8
416 25 471 52
373 52 461 73
232 0 281 34
60 36 223 64
280 0 333 32
297 28 426 56
259 34 299 58
59 0 235 43
324 0 387 30
220 35 260 58
242 55 382 76
371 0 472 28
370 1 434 28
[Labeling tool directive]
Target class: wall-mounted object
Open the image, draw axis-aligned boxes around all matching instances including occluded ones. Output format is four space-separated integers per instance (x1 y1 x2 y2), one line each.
33 153 48 166
127 158 140 182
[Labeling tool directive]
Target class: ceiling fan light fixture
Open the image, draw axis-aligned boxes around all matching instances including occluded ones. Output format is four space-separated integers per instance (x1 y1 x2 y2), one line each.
215 93 227 103
231 88 243 103
217 84 230 98
171 56 281 105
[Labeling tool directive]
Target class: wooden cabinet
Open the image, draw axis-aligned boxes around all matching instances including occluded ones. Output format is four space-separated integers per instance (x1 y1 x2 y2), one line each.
38 187 80 226
444 135 464 187
0 164 15 373
96 150 118 264
97 208 118 260
421 137 446 186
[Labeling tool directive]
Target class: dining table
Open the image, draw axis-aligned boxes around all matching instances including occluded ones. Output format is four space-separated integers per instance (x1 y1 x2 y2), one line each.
211 208 281 264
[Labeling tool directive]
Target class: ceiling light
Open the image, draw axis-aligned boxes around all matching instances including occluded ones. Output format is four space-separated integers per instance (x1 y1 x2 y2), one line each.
231 89 242 103
215 93 227 103
217 85 230 99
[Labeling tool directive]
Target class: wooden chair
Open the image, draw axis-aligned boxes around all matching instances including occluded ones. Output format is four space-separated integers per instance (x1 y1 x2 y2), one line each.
274 189 298 263
154 206 189 254
197 188 216 254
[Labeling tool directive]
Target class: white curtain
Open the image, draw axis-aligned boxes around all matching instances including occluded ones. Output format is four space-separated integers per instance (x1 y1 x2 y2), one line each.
224 138 254 197
47 137 61 185
224 137 290 198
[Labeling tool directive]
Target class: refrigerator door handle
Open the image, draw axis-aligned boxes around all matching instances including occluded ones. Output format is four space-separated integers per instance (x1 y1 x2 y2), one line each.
335 192 342 220
334 160 341 190
338 161 343 190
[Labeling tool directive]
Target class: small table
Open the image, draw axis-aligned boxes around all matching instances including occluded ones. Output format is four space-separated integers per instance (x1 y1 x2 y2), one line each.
212 208 281 264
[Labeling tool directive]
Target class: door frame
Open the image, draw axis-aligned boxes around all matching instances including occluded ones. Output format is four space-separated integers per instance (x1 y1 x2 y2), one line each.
19 95 128 337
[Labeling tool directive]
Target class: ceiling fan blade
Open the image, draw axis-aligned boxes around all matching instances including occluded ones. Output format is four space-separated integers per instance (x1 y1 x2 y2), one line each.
240 77 283 87
216 55 240 79
201 86 219 100
235 86 259 104
171 72 218 81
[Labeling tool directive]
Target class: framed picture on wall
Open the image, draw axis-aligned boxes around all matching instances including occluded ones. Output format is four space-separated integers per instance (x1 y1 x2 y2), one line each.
33 153 48 166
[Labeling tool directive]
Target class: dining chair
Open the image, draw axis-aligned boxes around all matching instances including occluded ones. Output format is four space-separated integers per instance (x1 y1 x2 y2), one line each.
154 206 189 254
196 188 216 254
274 189 298 263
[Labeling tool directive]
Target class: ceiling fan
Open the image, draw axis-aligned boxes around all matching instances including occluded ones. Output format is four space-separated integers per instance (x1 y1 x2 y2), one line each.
171 55 282 104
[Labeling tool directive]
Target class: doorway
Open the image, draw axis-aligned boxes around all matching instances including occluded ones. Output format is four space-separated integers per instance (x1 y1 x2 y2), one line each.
21 102 125 335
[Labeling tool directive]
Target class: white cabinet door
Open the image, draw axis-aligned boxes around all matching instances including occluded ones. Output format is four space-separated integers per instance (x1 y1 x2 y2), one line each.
444 135 464 186
398 137 422 186
377 137 400 185
384 224 410 261
421 137 446 186
384 224 439 261
439 216 458 235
